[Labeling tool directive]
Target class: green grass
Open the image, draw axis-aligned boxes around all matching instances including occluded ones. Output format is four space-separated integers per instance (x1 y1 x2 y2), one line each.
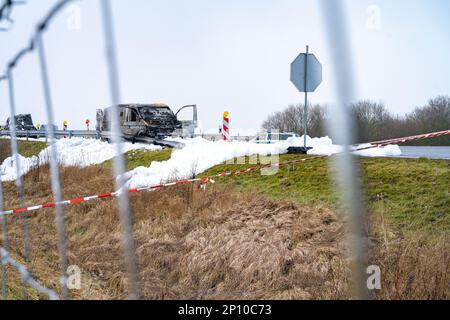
202 155 335 205
201 155 450 234
18 141 47 158
362 157 450 233
103 148 173 170
0 140 47 162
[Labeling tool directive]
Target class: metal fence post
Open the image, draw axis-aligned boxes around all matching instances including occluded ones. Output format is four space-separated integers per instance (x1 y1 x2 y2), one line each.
0 179 8 300
320 0 369 300
0 0 76 300
0 75 8 300
35 31 69 300
6 67 32 299
100 0 141 299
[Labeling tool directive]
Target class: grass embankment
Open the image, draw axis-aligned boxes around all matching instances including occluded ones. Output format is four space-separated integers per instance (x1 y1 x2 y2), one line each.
202 155 450 234
103 148 172 171
0 140 173 171
0 140 48 162
3 169 345 300
0 141 449 299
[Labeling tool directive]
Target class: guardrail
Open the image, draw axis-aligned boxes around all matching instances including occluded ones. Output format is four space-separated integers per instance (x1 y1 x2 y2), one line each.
0 130 255 145
0 130 186 148
193 134 256 142
0 129 99 140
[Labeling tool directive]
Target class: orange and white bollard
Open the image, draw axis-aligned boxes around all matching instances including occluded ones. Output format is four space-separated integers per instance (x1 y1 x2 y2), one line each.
223 111 230 142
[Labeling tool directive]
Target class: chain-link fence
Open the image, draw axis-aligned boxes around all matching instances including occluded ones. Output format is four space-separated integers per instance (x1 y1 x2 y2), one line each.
1 0 445 301
0 0 139 300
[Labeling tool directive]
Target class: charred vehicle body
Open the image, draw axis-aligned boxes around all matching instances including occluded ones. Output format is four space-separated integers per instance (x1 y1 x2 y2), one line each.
97 103 197 140
5 114 37 131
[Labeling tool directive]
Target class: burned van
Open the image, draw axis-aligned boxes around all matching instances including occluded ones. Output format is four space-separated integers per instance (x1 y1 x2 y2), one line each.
98 103 197 140
5 114 37 131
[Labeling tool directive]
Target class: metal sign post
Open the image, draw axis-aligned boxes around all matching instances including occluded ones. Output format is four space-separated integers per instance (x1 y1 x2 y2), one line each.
290 45 322 152
303 45 309 149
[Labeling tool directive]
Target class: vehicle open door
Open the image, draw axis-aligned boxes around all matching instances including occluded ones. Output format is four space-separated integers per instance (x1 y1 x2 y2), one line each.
175 104 198 138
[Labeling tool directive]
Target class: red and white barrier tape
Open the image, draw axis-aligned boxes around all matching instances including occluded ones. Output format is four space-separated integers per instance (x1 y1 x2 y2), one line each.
369 129 450 147
1 129 449 217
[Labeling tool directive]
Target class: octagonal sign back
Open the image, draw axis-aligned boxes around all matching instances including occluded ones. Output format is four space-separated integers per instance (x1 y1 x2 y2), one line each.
290 53 322 93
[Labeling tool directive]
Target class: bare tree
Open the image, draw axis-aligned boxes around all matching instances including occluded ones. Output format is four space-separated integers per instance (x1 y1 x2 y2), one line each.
262 103 326 137
351 100 394 143
404 96 450 145
261 97 449 145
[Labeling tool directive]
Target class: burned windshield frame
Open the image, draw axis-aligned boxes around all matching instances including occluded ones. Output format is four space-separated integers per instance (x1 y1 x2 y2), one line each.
139 106 174 117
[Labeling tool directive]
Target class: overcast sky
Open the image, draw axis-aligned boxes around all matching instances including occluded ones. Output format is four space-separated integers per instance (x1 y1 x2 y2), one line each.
1 0 449 133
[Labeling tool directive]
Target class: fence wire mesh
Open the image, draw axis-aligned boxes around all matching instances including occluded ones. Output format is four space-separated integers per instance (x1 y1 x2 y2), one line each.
0 0 143 300
0 0 406 301
320 0 369 300
6 67 32 300
0 179 9 299
0 0 26 31
99 0 141 299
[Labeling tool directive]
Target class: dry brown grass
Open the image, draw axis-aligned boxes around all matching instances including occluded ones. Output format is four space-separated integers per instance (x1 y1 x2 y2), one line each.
1 164 448 300
373 236 449 299
369 214 449 300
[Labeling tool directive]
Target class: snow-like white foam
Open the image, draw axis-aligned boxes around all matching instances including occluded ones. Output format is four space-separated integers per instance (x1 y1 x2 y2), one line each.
122 137 288 189
123 136 402 189
285 137 402 157
1 154 39 183
307 143 402 157
1 136 401 187
0 136 47 143
0 137 162 182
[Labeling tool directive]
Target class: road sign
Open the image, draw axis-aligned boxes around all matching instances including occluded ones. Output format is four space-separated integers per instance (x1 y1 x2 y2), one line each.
290 46 323 150
290 52 322 93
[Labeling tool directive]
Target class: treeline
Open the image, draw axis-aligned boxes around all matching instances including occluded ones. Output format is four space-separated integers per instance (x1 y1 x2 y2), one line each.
261 96 450 146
